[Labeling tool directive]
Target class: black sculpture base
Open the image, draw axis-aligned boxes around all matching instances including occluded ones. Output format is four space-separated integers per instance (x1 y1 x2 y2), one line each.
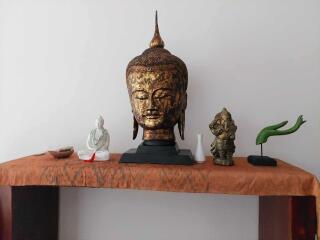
248 155 277 166
120 141 194 165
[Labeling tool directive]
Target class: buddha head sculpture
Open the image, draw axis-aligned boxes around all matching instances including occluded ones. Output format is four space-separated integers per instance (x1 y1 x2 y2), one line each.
126 12 188 142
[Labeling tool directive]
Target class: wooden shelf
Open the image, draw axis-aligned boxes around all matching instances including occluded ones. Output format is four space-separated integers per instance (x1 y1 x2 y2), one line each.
0 153 318 240
0 153 317 197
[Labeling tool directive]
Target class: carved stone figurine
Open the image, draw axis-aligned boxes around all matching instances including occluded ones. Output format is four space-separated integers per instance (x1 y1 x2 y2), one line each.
87 115 110 152
77 115 110 161
209 108 237 166
120 11 193 165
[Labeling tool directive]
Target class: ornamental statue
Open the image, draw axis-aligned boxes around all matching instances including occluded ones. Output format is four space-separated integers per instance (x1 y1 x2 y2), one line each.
120 12 193 165
248 115 306 166
87 115 110 152
209 108 237 166
77 115 110 162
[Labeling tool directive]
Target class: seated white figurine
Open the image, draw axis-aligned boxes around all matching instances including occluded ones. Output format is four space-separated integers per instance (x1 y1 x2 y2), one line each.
78 116 110 161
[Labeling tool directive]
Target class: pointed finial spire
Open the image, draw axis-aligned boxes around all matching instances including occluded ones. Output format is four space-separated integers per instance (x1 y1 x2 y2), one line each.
149 10 165 48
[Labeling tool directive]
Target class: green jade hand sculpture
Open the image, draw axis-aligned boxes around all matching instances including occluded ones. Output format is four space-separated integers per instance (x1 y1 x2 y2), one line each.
248 115 306 166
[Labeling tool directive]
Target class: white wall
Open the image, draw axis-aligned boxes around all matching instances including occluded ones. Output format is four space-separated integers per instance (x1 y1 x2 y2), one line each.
1 0 319 239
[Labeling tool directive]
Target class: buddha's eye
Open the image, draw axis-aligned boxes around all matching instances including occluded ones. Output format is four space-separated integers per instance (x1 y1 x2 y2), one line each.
133 91 148 100
153 89 173 100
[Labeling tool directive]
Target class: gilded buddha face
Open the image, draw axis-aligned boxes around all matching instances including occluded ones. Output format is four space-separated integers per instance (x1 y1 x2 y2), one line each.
128 69 186 132
126 12 188 141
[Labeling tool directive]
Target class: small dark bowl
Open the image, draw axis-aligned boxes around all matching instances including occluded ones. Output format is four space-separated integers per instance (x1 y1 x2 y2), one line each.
49 147 74 159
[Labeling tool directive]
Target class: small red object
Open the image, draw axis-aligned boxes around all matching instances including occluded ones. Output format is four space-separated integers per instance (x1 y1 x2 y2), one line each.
84 152 95 163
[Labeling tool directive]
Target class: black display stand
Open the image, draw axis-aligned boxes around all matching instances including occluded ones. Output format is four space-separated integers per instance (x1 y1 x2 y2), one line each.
247 144 277 166
248 155 277 166
120 140 194 165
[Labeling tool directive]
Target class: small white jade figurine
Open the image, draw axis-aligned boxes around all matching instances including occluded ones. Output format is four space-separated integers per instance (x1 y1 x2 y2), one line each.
81 115 110 161
87 115 110 151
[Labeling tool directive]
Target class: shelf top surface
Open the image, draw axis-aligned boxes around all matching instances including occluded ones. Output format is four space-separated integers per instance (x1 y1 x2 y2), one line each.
0 153 318 197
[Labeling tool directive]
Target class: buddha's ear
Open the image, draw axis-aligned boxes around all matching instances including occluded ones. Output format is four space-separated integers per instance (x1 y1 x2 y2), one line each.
133 115 139 140
178 110 185 140
178 93 187 140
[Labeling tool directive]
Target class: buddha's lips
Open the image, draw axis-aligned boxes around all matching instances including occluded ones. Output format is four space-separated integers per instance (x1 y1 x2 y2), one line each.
144 114 161 119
